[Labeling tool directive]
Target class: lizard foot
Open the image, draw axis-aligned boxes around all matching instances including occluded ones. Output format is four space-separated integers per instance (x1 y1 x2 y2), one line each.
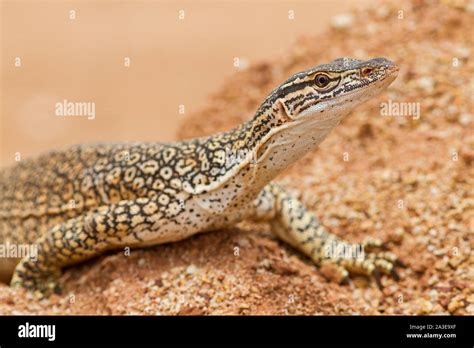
321 237 405 289
11 261 62 298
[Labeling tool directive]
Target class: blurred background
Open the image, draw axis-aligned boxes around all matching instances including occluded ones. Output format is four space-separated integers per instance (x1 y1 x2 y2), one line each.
0 0 370 167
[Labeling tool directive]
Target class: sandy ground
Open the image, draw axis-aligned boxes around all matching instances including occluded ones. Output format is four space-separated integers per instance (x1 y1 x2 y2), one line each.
0 0 473 315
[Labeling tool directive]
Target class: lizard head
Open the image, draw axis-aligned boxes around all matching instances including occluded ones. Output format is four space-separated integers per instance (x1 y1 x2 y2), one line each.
250 57 398 173
274 57 399 122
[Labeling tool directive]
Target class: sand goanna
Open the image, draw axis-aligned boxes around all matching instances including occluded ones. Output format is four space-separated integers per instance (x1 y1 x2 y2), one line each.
0 57 402 297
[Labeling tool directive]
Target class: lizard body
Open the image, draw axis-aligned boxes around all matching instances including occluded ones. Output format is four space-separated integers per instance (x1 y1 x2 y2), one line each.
0 57 400 296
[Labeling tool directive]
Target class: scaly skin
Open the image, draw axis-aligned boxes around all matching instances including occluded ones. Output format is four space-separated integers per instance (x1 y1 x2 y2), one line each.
0 57 400 297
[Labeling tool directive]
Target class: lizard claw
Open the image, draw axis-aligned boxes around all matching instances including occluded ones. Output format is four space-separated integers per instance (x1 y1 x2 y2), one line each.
322 240 404 289
390 268 400 281
373 269 383 290
340 275 352 286
395 259 407 268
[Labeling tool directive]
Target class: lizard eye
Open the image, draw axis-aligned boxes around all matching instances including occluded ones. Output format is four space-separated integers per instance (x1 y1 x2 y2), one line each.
361 67 374 77
314 74 330 88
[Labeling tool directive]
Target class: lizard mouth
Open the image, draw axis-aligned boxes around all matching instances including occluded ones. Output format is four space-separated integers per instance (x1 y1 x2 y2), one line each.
386 64 400 74
382 65 399 82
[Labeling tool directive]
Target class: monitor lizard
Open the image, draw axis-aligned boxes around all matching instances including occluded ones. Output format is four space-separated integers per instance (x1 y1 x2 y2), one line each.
0 57 401 297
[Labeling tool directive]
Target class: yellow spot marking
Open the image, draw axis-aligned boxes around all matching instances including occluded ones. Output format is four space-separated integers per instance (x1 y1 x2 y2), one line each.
158 194 170 206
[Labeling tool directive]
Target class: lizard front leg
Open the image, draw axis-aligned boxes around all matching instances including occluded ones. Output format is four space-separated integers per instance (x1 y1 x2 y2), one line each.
11 197 159 297
250 183 403 286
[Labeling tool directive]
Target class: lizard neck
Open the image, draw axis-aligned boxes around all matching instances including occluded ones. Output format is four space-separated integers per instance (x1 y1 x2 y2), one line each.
247 101 346 190
179 104 281 195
